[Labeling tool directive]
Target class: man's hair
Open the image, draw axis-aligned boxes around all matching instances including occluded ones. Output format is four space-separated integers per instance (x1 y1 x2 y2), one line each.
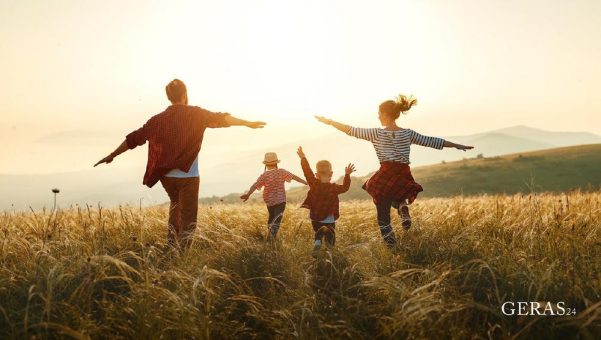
165 79 187 103
316 160 332 174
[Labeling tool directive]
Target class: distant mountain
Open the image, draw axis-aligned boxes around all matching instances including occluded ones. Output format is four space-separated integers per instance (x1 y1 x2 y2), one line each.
405 125 601 167
2 126 600 210
494 125 601 146
203 143 601 204
436 131 553 160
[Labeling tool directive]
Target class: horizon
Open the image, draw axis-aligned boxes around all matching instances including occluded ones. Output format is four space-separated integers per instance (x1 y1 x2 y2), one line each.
0 123 598 177
1 127 600 211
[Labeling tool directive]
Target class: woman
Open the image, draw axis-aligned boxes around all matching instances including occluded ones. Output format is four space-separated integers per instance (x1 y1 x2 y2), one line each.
315 95 473 249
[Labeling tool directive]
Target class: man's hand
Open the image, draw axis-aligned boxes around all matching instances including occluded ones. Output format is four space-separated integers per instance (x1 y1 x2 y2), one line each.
240 193 250 202
297 146 306 159
456 144 474 151
315 116 332 125
246 121 266 129
94 155 114 167
94 140 129 168
345 163 356 175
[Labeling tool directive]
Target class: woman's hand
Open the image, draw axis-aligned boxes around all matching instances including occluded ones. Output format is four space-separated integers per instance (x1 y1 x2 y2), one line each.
345 163 356 175
297 146 306 159
456 144 474 151
443 140 474 151
240 193 250 202
314 116 332 125
315 116 351 133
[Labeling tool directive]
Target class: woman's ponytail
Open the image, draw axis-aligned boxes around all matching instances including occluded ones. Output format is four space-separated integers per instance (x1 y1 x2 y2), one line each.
395 94 417 115
379 94 417 120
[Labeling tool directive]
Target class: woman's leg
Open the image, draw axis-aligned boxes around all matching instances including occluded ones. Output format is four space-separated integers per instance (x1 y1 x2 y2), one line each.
395 199 411 230
376 199 397 248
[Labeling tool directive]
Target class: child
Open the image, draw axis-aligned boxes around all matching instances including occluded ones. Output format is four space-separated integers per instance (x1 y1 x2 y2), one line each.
240 152 307 239
314 94 473 249
296 146 355 254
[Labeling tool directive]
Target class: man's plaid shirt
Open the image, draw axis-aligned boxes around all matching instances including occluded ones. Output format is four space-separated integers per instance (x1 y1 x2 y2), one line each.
126 105 230 187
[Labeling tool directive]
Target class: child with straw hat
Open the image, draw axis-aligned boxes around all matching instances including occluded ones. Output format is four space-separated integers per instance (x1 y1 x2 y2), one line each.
240 152 307 239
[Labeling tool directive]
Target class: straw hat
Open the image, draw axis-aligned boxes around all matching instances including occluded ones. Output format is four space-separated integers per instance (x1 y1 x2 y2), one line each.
263 152 280 165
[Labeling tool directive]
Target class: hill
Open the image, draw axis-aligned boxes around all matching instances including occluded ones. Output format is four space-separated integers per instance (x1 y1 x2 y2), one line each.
203 144 601 204
3 126 600 210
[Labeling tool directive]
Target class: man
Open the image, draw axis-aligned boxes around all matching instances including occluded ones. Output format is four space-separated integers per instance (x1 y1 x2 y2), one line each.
94 79 265 248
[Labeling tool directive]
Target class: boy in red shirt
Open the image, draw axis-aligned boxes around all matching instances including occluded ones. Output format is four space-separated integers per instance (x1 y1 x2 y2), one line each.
296 147 355 254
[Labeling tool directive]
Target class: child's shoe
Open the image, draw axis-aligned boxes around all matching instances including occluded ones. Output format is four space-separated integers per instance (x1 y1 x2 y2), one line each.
312 240 322 258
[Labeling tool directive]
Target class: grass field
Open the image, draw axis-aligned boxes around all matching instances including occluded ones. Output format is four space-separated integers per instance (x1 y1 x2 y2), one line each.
1 192 601 339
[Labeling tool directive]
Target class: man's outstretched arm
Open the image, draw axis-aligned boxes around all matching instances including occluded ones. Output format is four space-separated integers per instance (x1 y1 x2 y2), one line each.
224 115 266 129
94 140 128 167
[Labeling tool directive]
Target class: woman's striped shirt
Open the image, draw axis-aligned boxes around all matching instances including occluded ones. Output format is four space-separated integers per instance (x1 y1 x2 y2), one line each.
347 127 445 164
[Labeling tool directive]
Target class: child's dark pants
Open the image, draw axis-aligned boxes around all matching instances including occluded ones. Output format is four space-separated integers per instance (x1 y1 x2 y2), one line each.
312 221 336 246
267 202 286 237
375 199 400 247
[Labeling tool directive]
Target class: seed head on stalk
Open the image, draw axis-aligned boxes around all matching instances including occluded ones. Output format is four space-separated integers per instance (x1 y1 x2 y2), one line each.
52 188 60 210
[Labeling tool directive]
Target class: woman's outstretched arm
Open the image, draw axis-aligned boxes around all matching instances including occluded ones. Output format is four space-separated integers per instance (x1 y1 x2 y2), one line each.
443 140 474 151
315 116 351 133
409 130 473 151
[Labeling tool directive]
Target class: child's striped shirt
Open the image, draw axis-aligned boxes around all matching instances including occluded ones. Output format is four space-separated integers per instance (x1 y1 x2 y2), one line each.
347 127 445 164
254 168 293 207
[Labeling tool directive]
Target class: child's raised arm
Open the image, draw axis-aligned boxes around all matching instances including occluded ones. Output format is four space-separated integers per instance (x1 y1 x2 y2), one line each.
297 147 318 186
336 163 355 194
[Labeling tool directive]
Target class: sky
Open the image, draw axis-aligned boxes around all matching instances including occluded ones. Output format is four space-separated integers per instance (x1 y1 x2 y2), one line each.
1 0 600 175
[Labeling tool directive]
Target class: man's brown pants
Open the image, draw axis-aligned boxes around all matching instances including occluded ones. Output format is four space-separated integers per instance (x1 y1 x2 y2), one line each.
160 177 200 248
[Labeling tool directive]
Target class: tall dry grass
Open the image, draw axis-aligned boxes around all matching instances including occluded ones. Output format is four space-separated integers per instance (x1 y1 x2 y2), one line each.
0 192 600 339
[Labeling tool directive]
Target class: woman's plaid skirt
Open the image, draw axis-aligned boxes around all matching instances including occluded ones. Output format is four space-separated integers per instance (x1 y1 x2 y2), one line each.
362 161 423 204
